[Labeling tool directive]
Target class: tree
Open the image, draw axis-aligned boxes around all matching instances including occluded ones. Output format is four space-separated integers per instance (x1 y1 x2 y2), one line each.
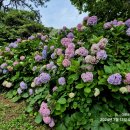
0 0 50 20
0 9 50 44
70 0 130 21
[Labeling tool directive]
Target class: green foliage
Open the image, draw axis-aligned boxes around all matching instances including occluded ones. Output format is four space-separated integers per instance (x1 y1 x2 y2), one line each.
1 16 130 130
0 9 49 45
70 0 130 21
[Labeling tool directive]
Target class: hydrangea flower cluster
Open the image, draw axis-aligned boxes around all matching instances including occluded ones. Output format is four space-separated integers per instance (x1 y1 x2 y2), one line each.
2 81 12 88
104 19 124 29
46 62 57 70
75 47 88 57
20 56 25 61
1 63 7 69
81 72 93 82
39 101 55 128
58 77 66 85
126 28 130 36
17 81 28 95
124 73 130 84
34 72 51 86
107 73 122 85
8 42 18 48
125 19 130 27
62 59 71 67
35 55 43 62
85 55 98 64
67 32 74 39
42 49 47 59
61 38 73 47
96 50 107 60
87 16 98 26
13 61 19 66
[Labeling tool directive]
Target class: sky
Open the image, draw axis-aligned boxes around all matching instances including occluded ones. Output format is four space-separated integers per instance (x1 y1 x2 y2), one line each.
3 0 88 29
39 0 88 29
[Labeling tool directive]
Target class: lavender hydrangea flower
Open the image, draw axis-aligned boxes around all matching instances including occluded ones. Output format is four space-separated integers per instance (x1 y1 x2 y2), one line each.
29 89 34 95
126 28 130 36
44 45 48 50
39 73 51 83
28 35 35 40
87 16 98 26
35 55 43 62
1 63 7 69
104 22 112 29
81 72 93 82
58 77 66 85
96 50 107 60
67 32 74 39
107 73 122 85
51 53 56 59
8 42 18 48
3 69 8 74
20 81 27 90
125 19 130 27
42 49 47 59
17 88 23 95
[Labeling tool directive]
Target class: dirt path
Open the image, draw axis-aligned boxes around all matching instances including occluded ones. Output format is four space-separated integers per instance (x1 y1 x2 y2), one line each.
0 94 46 130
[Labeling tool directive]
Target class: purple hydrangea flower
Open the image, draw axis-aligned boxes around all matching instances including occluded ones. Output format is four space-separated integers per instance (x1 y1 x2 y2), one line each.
67 32 74 39
107 73 122 85
125 19 130 27
17 88 23 95
28 35 35 40
104 22 112 29
20 81 27 90
8 42 18 48
35 55 43 62
39 73 51 83
58 77 66 85
41 35 47 41
87 16 98 26
96 50 107 60
126 28 130 36
29 89 34 95
42 49 47 59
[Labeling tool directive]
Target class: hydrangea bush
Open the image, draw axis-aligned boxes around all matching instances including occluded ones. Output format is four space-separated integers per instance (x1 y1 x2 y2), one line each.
1 16 130 129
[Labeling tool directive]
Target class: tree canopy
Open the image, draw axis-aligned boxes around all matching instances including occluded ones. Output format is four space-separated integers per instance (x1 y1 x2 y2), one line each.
70 0 130 21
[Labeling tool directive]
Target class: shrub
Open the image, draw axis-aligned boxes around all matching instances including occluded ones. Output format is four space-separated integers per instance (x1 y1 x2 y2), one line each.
1 16 130 129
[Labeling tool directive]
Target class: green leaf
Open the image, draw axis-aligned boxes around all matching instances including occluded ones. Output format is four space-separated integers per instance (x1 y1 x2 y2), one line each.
35 113 42 124
22 93 29 98
75 84 84 89
104 65 112 74
58 98 66 104
11 96 21 102
84 87 91 93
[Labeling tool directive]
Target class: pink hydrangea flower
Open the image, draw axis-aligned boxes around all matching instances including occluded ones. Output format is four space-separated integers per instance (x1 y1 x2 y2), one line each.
91 44 100 54
13 61 19 66
124 73 130 84
62 59 71 67
20 56 25 61
43 116 51 124
65 48 75 59
49 119 55 127
35 55 43 62
52 86 58 92
75 47 88 56
56 48 63 55
61 38 72 47
81 72 93 82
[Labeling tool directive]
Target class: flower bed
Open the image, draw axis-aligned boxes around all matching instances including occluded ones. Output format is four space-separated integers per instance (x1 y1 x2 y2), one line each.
1 16 130 129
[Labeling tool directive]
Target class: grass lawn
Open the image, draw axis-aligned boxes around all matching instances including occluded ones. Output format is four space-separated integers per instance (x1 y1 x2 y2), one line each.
0 94 47 130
